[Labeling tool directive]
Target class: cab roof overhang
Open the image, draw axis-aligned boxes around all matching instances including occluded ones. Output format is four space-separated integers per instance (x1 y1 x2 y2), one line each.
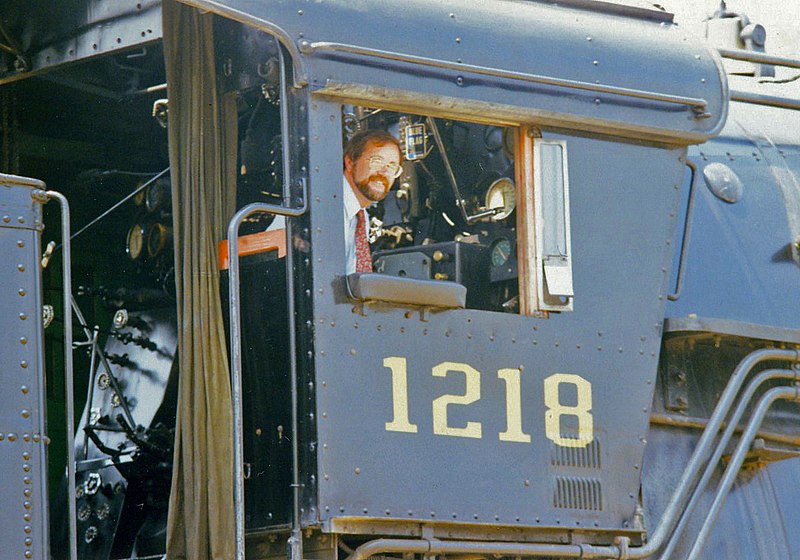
179 0 729 146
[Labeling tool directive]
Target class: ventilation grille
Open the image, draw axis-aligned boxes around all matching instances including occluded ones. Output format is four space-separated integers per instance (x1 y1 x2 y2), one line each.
550 437 601 469
553 476 603 511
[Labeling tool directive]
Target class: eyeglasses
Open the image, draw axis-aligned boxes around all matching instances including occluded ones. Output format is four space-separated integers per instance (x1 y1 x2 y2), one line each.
367 155 403 179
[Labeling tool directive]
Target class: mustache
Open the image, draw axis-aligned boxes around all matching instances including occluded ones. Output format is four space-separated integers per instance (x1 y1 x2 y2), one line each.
367 174 390 190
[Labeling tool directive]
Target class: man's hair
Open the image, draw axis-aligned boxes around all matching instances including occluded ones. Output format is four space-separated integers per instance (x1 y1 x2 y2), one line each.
344 129 403 168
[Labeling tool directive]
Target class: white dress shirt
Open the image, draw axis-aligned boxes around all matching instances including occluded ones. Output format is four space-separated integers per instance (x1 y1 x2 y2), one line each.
343 176 369 274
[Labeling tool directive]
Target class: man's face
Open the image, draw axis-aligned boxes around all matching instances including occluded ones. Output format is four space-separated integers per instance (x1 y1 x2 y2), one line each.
346 141 402 205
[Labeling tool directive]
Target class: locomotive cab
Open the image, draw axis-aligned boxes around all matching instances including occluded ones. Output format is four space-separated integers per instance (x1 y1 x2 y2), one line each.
205 0 729 556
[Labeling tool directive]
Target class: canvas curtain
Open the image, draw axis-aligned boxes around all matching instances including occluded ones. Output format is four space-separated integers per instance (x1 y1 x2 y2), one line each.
163 2 238 558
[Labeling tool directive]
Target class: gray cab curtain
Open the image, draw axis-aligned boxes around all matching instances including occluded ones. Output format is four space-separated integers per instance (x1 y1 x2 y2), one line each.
163 1 238 558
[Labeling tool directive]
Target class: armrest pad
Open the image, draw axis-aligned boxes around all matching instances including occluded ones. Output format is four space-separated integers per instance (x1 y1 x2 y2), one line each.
346 273 466 309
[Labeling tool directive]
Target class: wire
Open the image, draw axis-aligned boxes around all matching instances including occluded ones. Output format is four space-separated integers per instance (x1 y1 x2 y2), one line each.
58 167 170 249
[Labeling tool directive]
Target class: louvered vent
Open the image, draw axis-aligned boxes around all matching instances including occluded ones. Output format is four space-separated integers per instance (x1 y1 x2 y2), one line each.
553 476 603 511
550 437 601 469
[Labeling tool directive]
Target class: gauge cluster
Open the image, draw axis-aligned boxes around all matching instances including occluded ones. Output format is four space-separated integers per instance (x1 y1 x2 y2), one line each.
348 107 520 312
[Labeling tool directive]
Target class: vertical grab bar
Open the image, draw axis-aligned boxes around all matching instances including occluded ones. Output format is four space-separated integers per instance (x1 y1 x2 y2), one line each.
668 159 697 301
227 191 307 560
39 190 77 560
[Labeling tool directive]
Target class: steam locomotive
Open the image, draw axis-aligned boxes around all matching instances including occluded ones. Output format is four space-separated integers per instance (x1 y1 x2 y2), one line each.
1 1 799 559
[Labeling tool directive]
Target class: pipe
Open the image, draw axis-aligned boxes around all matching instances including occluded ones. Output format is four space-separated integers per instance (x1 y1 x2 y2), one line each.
687 385 800 559
344 537 624 560
626 348 800 558
718 48 800 70
659 368 799 559
729 90 800 111
43 190 77 560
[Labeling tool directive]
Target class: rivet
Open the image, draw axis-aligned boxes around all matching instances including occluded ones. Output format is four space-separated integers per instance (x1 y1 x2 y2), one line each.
18 216 25 224
20 386 29 394
455 37 461 44
593 60 599 65
23 500 32 510
25 550 32 559
0 434 4 441
21 409 30 419
350 349 357 356
25 537 32 546
20 361 28 369
18 264 25 272
354 467 361 475
8 433 17 441
23 513 31 522
23 433 30 442
23 477 31 484
2 216 9 223
32 434 40 443
19 313 27 320
18 289 25 296
297 9 303 15
22 452 30 460
23 464 31 472
23 488 32 498
20 337 27 345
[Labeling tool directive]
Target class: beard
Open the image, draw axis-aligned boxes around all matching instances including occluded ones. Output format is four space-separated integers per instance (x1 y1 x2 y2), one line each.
355 173 391 202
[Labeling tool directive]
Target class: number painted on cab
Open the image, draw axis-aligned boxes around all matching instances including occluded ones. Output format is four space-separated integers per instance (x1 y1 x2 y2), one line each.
383 357 594 448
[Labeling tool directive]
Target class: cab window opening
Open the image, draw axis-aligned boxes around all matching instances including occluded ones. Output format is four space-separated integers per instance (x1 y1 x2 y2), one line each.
341 105 573 315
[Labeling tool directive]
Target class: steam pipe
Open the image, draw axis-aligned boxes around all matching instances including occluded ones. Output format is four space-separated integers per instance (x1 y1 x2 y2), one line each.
687 385 800 559
659 368 799 559
344 537 624 560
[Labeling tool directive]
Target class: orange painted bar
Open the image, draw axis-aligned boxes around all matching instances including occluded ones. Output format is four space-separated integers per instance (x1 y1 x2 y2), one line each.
218 229 286 270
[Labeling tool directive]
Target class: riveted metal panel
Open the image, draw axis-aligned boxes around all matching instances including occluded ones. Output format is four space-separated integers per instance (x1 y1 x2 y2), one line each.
0 177 48 560
305 97 685 534
180 0 728 144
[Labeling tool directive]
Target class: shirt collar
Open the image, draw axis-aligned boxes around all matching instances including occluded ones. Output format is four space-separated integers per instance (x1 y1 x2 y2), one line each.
343 175 363 221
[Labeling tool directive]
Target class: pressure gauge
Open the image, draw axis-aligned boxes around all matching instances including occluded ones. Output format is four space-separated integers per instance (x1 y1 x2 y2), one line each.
132 180 146 206
146 179 169 213
491 237 513 267
126 224 145 260
147 222 168 258
485 177 516 221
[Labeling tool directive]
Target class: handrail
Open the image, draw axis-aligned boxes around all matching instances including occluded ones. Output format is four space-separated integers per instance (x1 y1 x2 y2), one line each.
729 89 800 111
39 190 77 560
627 347 800 558
718 48 800 70
659 368 799 559
687 385 800 559
304 41 711 117
226 192 308 560
668 160 697 301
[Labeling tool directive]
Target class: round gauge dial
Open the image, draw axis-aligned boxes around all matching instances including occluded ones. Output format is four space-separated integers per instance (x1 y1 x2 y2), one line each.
126 224 144 260
485 177 516 221
491 238 512 267
132 180 146 206
146 180 168 213
147 222 168 258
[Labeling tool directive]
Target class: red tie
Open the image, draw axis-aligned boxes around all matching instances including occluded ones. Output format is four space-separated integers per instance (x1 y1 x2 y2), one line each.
355 209 372 273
